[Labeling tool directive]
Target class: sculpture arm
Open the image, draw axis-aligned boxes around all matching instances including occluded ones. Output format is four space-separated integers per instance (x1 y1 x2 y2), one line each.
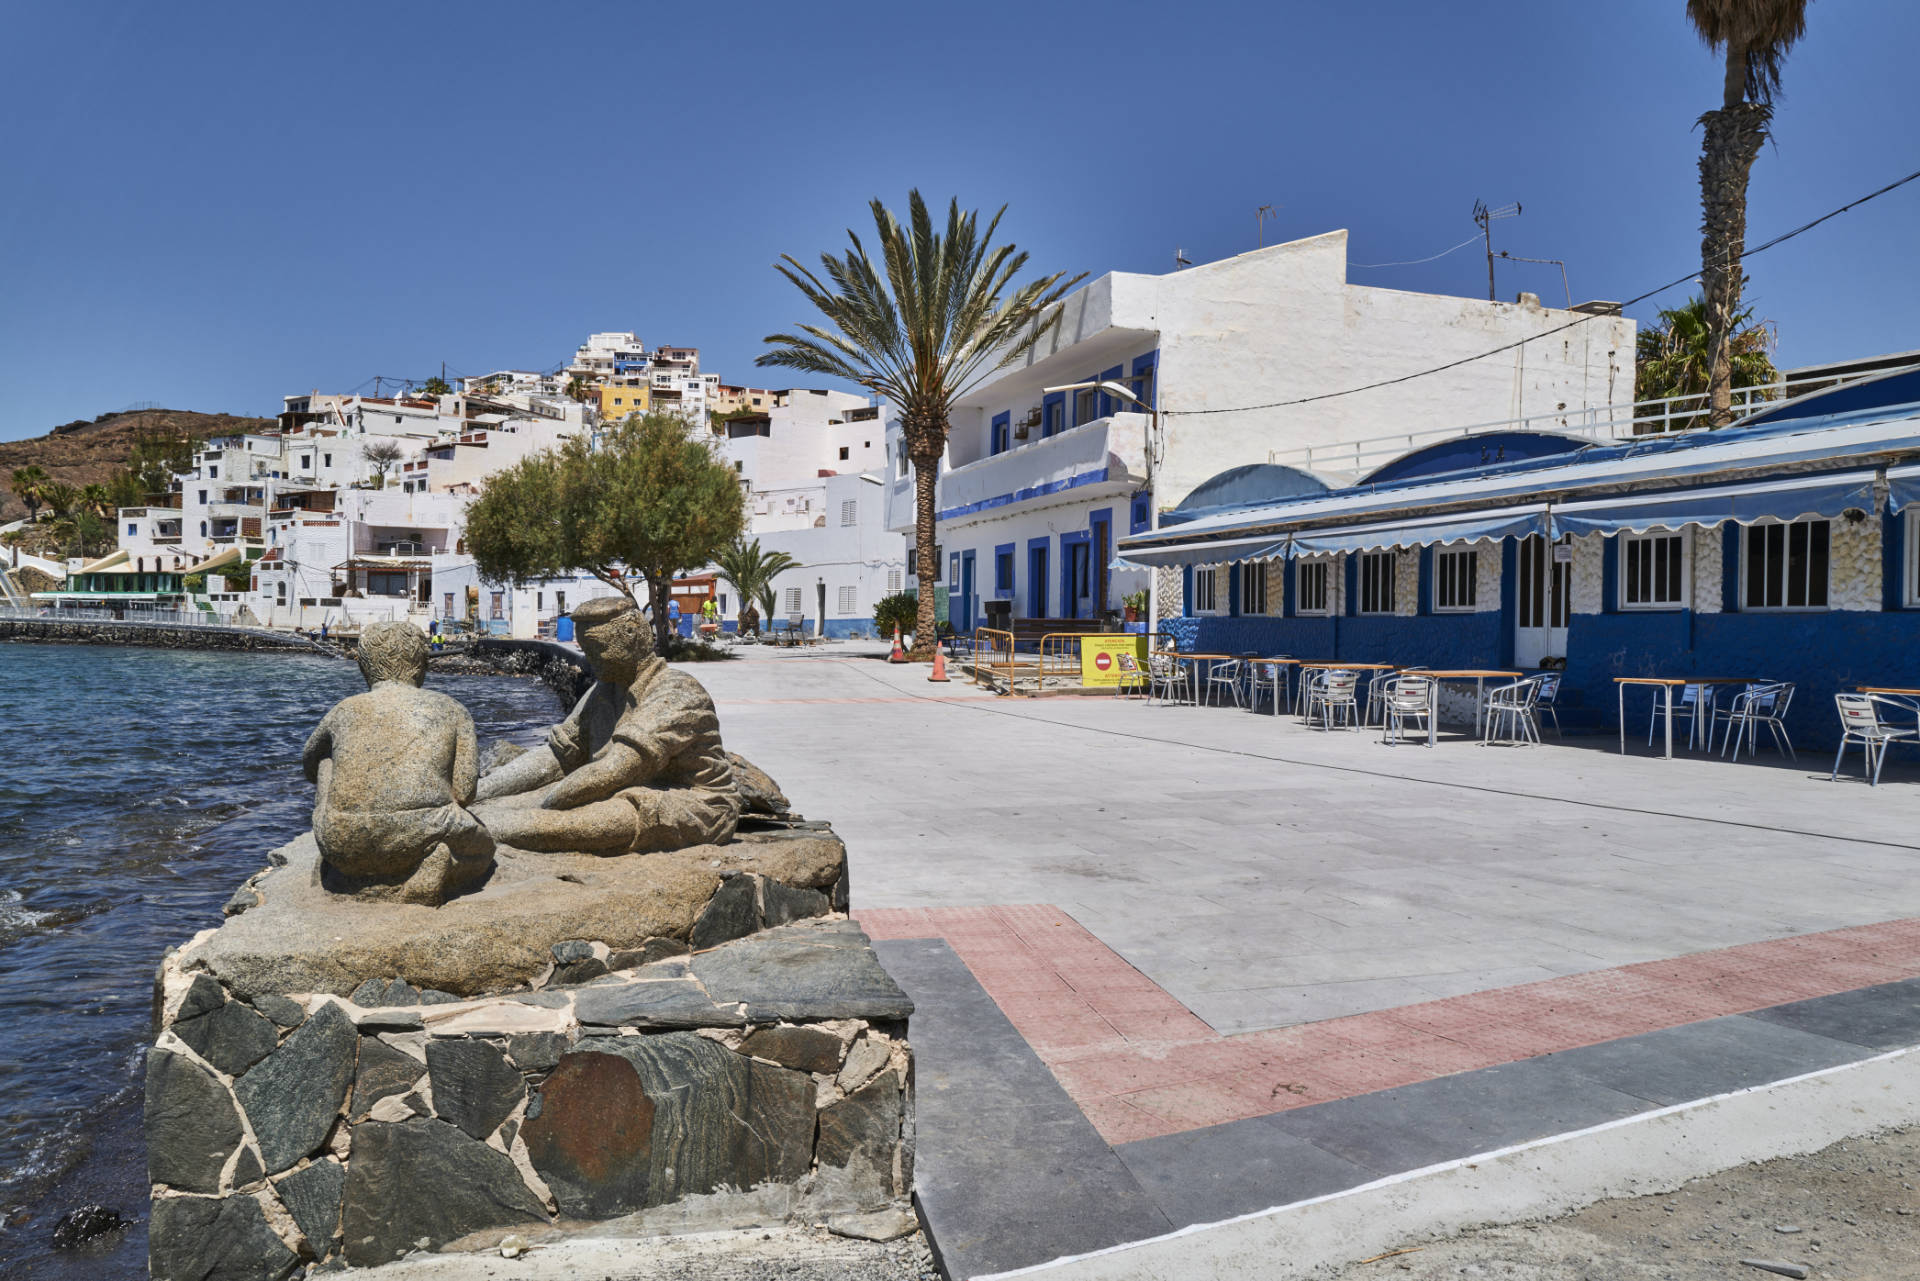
300 714 334 785
474 745 564 802
451 717 480 806
541 742 644 811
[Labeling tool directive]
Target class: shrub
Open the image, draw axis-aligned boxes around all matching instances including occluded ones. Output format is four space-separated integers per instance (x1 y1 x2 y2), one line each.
872 591 918 639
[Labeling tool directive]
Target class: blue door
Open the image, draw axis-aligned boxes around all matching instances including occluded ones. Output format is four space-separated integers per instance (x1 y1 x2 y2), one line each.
959 551 976 633
1028 544 1049 618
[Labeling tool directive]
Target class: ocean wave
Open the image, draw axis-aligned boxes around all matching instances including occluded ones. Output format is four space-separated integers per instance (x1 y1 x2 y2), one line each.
0 890 55 947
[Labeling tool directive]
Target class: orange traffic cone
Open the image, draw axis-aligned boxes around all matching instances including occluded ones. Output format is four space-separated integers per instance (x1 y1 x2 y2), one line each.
888 625 906 663
928 647 950 682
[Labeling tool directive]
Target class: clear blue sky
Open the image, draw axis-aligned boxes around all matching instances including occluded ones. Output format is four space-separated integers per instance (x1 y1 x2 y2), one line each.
2 1 1915 440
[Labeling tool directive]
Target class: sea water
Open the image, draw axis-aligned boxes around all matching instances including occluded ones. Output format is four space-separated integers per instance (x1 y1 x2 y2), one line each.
0 642 561 1277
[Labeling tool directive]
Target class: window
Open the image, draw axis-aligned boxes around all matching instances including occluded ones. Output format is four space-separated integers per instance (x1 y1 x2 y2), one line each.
1193 566 1220 613
1744 519 1829 610
734 460 743 472
838 446 849 461
1908 510 1920 608
1131 363 1154 411
300 455 311 470
1042 400 1063 437
1074 386 1098 425
994 549 1013 594
1242 564 1268 615
489 592 505 620
1620 532 1687 610
555 591 566 614
784 587 802 615
840 499 857 527
1434 548 1478 612
127 523 138 536
1358 551 1395 615
536 592 544 612
896 443 909 478
367 571 410 597
1296 560 1330 615
323 453 332 468
208 465 219 478
837 586 856 614
990 413 1010 455
443 592 454 616
887 568 903 593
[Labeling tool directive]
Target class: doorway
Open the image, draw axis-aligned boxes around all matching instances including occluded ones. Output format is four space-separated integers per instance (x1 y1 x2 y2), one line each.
959 551 976 634
1028 543 1049 618
1065 541 1092 619
1515 534 1570 665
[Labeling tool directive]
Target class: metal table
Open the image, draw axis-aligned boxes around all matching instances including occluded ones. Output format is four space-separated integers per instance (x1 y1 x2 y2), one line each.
1421 669 1523 738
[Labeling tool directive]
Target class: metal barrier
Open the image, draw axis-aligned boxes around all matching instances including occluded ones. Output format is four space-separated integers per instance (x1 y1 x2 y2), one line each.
1038 633 1084 682
970 628 1015 689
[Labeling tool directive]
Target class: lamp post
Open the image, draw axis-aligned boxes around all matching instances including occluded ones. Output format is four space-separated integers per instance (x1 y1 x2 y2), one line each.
1043 379 1161 628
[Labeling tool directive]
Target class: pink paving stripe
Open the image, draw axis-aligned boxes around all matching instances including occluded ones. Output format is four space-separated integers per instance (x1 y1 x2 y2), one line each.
856 905 1920 1145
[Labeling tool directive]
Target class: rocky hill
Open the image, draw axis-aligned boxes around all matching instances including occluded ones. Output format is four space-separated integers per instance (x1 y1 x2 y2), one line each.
0 409 274 522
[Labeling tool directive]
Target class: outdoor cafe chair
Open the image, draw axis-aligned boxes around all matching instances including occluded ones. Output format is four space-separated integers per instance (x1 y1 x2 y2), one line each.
1535 672 1563 736
1247 658 1290 714
1831 693 1917 786
1364 665 1424 727
1307 669 1359 731
1204 658 1246 708
1715 681 1796 761
1648 682 1711 750
1146 651 1187 706
1379 675 1435 747
1483 676 1543 746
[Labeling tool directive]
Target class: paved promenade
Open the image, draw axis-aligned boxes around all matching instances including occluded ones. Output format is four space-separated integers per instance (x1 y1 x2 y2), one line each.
694 644 1920 1278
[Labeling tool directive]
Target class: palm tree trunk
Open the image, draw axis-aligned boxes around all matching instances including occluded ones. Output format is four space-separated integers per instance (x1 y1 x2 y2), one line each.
1698 44 1770 428
910 449 940 661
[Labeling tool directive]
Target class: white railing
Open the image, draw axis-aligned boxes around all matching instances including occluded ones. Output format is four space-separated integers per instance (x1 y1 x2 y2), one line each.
1268 363 1920 477
0 605 255 630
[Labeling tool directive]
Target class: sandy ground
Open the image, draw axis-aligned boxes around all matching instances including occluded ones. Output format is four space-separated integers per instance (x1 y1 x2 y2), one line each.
352 1224 940 1281
1329 1127 1920 1281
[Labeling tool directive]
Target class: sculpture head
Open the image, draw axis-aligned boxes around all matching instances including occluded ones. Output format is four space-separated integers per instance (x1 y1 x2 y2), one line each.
574 596 653 683
358 621 430 689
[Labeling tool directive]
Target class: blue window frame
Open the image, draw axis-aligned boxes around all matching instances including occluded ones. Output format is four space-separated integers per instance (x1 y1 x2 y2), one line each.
1130 492 1152 535
990 412 1011 456
1041 393 1065 438
1097 366 1124 418
993 543 1015 597
1130 352 1157 412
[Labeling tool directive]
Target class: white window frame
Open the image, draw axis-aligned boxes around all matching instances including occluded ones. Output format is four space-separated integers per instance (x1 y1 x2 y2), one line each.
837 585 857 614
1433 547 1478 613
1743 518 1830 612
1241 562 1269 615
1357 551 1395 616
1192 565 1223 615
1295 559 1331 616
840 499 857 527
783 587 803 615
886 568 903 593
1619 529 1690 611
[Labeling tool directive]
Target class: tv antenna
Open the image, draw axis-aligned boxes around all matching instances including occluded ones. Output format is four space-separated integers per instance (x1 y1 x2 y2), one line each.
1174 247 1192 269
1256 203 1280 248
1472 200 1522 301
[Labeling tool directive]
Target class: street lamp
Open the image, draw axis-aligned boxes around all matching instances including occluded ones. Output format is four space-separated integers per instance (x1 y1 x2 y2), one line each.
1042 380 1161 627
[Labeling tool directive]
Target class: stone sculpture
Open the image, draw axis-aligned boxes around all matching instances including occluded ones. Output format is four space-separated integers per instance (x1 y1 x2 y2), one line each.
302 622 494 904
472 596 740 854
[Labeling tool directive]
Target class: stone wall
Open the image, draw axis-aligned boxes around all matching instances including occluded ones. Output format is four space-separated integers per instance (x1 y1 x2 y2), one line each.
0 618 326 654
466 637 593 705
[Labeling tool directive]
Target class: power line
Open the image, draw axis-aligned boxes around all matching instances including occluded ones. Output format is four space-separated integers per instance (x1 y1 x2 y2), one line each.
1167 163 1920 419
1349 233 1482 270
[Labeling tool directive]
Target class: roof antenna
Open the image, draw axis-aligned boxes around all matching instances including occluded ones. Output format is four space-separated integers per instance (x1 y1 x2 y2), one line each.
1174 247 1192 269
1256 204 1280 248
1472 200 1522 301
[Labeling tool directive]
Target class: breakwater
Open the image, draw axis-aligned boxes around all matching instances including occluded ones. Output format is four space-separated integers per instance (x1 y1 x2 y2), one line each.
0 616 328 655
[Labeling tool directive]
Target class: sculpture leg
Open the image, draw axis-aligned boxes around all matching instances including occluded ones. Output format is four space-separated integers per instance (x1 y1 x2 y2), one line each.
476 797 639 853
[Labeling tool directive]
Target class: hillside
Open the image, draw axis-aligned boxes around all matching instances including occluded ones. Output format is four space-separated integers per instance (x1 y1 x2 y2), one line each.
0 409 274 522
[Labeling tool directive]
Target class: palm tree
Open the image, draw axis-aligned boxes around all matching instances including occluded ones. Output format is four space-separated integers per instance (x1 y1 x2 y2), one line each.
80 484 113 519
758 192 1083 657
38 482 79 520
1635 295 1778 429
10 465 49 521
1687 0 1810 427
713 537 801 632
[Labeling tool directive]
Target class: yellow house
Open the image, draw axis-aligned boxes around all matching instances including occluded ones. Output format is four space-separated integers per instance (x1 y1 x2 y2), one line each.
597 383 651 420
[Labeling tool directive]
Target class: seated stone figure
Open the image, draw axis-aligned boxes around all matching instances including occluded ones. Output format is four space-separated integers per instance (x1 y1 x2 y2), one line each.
473 596 739 854
302 622 495 903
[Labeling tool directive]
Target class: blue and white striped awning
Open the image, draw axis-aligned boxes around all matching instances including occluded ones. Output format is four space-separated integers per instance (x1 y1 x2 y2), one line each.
1111 533 1287 570
1886 461 1920 512
1551 471 1880 535
1288 505 1550 555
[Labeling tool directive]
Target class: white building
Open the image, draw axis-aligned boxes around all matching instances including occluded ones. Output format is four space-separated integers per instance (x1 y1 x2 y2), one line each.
565 332 650 383
884 229 1636 631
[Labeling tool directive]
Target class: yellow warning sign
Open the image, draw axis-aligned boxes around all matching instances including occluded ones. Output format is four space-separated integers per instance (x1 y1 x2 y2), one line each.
1081 634 1148 688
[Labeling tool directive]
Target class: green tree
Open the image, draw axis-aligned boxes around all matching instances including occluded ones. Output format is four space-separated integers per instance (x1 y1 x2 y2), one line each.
758 191 1083 657
1688 0 1810 426
1635 295 1778 428
126 423 197 498
10 465 49 521
105 469 146 511
216 557 254 592
38 482 79 519
465 411 746 652
80 484 112 519
712 537 801 632
420 376 453 397
872 591 918 640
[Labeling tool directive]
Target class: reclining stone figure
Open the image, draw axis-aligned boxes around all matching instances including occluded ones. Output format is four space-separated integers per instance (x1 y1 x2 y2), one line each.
473 596 740 854
302 622 495 903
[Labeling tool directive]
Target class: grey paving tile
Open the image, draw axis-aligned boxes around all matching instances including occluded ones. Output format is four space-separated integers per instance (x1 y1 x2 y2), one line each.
1113 1115 1374 1229
872 939 1172 1279
1743 978 1920 1051
1539 1015 1873 1105
1265 1058 1655 1174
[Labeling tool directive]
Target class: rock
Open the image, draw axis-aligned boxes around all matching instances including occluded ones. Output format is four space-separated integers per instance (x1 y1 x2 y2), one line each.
506 1032 569 1073
229 1145 263 1188
550 939 608 986
251 994 306 1029
690 874 760 951
425 1038 525 1140
350 977 419 1008
275 1158 346 1255
1740 1263 1811 1279
499 1232 530 1258
176 973 226 1022
606 938 689 971
826 1207 919 1242
728 753 790 814
235 1001 358 1174
353 1007 423 1032
761 879 830 928
149 1193 300 1281
511 990 574 1009
174 999 280 1077
418 989 463 1005
1774 1224 1803 1234
693 923 913 1023
742 1024 846 1075
816 1069 904 1209
836 1036 892 1093
523 1033 812 1218
339 1119 546 1266
350 1036 423 1120
573 979 743 1030
49 1204 128 1249
146 1048 244 1194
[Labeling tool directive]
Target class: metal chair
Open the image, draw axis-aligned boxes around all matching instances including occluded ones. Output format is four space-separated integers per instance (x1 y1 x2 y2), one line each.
1306 669 1359 730
1534 672 1563 736
1379 676 1435 746
1203 659 1245 708
1247 659 1290 714
1648 683 1710 750
1483 676 1543 745
1715 681 1796 760
1146 651 1187 706
1832 693 1917 786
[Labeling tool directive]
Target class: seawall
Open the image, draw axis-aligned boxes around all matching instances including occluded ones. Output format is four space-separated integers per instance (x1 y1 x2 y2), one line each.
463 637 592 705
0 617 329 655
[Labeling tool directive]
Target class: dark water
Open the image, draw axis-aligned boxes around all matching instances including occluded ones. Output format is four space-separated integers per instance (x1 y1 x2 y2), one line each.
0 643 562 1279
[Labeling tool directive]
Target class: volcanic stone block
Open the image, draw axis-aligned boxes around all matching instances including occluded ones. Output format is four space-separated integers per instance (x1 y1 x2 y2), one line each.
350 977 419 1007
816 1068 904 1209
761 879 830 928
275 1158 346 1255
690 874 761 950
252 994 307 1029
573 978 743 1030
340 1118 547 1266
550 939 608 986
230 1145 264 1189
235 1001 357 1174
146 1048 243 1194
741 1024 846 1075
176 973 227 1022
693 923 914 1022
149 1192 300 1281
522 1033 813 1218
506 1032 569 1072
174 999 280 1077
425 1038 525 1140
606 937 690 971
349 1036 423 1120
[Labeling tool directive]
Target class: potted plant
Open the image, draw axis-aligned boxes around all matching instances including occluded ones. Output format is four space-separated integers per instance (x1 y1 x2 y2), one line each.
1122 589 1149 624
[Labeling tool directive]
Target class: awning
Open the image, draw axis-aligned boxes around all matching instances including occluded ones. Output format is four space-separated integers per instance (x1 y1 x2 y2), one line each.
1288 505 1550 555
1552 471 1879 535
1110 532 1289 571
1886 462 1920 512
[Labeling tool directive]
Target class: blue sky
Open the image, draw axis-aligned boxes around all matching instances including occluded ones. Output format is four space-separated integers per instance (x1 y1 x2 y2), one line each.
2 1 1915 440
